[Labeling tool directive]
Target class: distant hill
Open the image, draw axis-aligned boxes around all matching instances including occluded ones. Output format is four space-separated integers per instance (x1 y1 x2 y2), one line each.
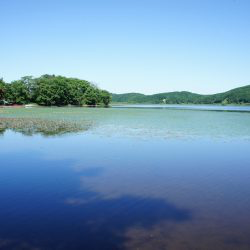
112 85 250 105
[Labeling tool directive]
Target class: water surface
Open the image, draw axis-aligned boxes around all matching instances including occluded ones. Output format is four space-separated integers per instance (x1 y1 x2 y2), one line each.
0 106 250 249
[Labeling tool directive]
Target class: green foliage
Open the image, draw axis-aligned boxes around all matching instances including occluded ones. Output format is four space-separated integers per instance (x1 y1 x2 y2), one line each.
1 75 111 106
112 85 250 105
221 98 229 106
0 78 6 104
21 76 37 102
68 79 89 105
83 87 99 106
100 90 111 106
112 93 147 103
35 76 71 106
5 80 29 104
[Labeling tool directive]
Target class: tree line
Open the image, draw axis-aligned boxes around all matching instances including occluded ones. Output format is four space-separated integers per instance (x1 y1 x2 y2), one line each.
0 75 111 106
112 85 250 104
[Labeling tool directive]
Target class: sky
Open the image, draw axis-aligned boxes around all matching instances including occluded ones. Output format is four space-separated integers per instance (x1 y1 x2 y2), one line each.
1 0 250 94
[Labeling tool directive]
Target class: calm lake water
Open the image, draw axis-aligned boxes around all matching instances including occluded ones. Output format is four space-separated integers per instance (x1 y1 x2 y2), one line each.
1 105 250 249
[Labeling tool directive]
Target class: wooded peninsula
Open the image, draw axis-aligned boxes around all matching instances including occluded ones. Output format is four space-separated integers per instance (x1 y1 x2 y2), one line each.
0 75 111 106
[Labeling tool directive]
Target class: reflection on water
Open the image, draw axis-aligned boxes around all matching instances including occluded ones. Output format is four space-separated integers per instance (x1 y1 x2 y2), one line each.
63 194 190 250
0 147 190 250
1 107 250 249
0 117 91 136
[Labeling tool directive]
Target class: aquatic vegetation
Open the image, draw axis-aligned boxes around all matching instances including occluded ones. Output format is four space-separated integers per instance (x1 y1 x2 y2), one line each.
0 117 91 136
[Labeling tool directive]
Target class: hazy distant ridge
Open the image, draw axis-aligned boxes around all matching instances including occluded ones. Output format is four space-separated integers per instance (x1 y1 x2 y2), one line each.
112 85 250 104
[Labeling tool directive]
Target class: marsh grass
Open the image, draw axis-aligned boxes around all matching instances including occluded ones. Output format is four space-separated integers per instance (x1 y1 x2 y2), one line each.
0 117 91 136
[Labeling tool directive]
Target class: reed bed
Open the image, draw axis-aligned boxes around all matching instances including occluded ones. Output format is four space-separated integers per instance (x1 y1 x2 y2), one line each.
0 117 91 136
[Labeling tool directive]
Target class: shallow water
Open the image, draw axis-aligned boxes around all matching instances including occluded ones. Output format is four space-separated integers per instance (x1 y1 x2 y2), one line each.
1 106 250 249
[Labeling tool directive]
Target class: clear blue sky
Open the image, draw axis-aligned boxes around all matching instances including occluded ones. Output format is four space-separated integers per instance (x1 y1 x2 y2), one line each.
1 0 250 94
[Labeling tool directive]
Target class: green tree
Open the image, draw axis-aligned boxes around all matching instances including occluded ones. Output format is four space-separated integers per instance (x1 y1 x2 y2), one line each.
5 80 29 104
83 87 99 105
68 78 89 105
100 90 111 106
1 75 111 106
21 76 37 102
221 98 229 106
0 78 6 104
35 76 68 106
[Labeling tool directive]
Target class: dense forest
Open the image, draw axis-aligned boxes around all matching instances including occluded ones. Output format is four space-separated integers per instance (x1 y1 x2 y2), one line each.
0 75 111 106
112 85 250 105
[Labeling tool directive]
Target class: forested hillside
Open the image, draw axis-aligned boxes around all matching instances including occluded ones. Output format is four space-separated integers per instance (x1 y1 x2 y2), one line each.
0 75 111 106
112 85 250 104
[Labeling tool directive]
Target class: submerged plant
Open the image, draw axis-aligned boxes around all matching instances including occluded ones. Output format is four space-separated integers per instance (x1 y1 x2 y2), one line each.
0 117 91 136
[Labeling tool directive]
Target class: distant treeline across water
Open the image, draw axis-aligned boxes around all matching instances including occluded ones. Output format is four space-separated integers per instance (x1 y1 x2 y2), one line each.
0 75 111 106
112 85 250 105
1 75 250 106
